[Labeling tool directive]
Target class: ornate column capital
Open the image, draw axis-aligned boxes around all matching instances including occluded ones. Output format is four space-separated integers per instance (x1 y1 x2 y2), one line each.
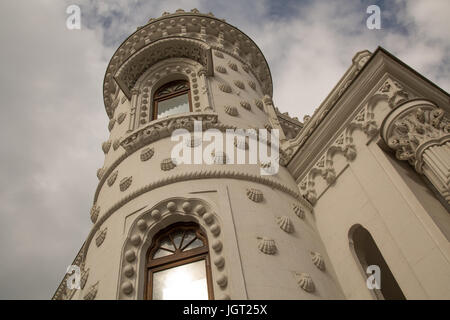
381 99 450 173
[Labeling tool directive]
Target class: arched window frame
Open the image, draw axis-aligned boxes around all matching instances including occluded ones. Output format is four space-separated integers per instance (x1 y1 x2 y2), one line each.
152 79 192 120
144 222 214 300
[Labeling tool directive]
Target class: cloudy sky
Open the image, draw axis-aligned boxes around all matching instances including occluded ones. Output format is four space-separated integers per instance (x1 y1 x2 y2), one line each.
0 0 448 299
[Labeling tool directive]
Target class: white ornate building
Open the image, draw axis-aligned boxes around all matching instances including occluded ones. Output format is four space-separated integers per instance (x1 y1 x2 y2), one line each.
53 9 450 300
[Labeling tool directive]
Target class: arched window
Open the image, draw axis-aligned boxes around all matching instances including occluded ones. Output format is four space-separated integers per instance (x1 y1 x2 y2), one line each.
349 225 406 300
153 80 191 119
145 222 214 300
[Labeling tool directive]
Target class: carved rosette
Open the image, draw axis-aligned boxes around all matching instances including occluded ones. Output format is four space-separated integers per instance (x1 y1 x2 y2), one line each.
381 99 450 203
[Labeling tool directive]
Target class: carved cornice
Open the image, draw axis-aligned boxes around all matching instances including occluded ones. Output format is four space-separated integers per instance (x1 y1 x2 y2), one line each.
103 9 273 118
380 98 450 173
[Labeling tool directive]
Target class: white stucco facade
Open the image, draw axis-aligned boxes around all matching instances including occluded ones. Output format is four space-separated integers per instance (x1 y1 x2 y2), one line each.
53 9 450 300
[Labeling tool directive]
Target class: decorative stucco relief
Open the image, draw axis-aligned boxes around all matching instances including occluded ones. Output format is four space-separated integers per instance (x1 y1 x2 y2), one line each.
120 176 133 192
310 251 326 271
257 237 277 255
117 198 230 300
294 272 315 293
102 141 111 154
107 170 118 187
224 105 239 116
90 204 100 223
113 139 121 151
161 158 177 171
240 101 251 111
117 112 127 124
298 78 414 206
108 118 116 132
95 228 107 247
246 188 264 202
83 282 99 300
140 147 154 161
276 216 294 233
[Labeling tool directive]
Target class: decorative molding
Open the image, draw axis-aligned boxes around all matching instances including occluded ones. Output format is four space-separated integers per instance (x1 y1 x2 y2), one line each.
294 272 315 293
276 216 294 233
257 237 277 254
95 227 107 247
117 197 229 300
224 105 239 116
310 251 326 271
107 170 118 187
246 188 263 202
381 99 450 171
248 81 256 91
120 176 133 192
